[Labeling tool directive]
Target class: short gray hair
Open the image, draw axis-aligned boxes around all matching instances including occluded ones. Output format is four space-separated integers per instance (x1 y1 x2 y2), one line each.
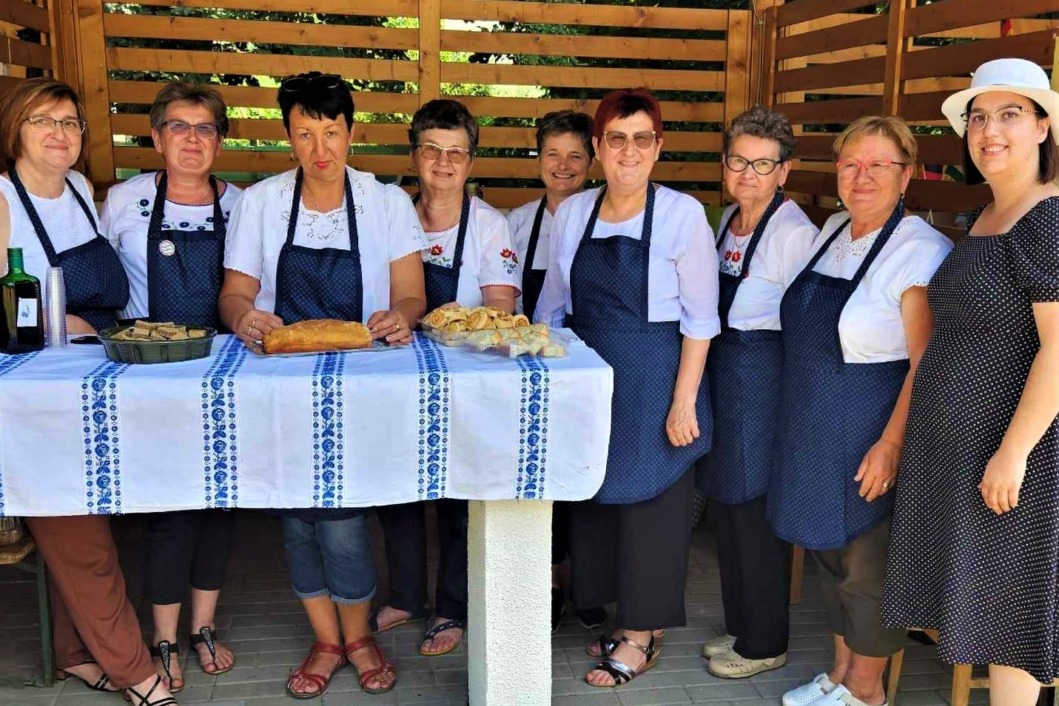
723 105 796 162
149 81 230 137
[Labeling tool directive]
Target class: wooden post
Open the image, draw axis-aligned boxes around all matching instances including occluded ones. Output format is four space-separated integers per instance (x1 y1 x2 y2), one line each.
48 0 79 86
881 0 910 116
418 0 440 106
724 9 752 127
756 6 780 108
72 0 114 189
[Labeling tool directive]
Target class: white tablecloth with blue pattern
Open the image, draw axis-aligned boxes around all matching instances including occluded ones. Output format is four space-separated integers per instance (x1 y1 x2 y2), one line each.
0 333 613 516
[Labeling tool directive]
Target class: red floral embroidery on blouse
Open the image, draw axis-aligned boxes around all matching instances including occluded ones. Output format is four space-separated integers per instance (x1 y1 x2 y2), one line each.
430 244 444 256
500 248 518 263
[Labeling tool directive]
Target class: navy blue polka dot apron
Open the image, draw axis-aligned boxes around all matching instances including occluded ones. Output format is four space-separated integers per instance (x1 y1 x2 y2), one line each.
697 191 785 504
274 169 363 325
146 172 226 329
767 205 907 550
9 167 129 332
565 186 711 504
417 192 470 310
520 196 548 318
275 170 364 521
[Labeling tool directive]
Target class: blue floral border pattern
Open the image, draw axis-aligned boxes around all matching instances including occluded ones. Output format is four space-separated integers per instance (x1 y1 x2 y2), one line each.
200 336 249 509
413 334 450 500
516 356 550 499
0 351 42 516
81 360 132 514
311 352 346 508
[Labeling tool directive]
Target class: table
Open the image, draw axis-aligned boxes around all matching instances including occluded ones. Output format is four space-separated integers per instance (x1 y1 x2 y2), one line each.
0 333 614 704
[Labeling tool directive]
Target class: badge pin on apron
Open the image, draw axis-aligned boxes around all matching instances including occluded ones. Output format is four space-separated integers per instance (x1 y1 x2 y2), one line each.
158 240 176 257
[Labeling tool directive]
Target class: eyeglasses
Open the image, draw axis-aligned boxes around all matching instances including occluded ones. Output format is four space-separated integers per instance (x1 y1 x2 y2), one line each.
416 142 472 164
602 131 656 151
835 159 907 178
725 154 784 175
963 106 1038 132
25 116 86 135
161 120 219 139
281 73 344 92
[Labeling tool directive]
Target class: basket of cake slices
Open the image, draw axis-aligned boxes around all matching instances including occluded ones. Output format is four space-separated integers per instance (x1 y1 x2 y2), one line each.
420 305 567 357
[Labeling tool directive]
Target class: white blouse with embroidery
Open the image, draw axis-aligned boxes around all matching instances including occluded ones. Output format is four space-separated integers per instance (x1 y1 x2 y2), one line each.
421 196 521 307
716 199 819 331
810 212 953 363
223 167 427 318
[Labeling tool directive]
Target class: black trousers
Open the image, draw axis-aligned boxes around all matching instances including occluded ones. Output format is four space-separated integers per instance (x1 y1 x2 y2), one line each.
569 468 695 630
376 500 467 621
552 501 571 566
143 510 235 606
711 494 791 659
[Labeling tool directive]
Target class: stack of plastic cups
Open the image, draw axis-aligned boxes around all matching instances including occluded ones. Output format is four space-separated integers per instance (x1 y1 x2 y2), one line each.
44 266 67 348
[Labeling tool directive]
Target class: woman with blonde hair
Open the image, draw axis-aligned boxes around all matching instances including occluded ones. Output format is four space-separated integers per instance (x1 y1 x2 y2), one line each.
770 116 952 706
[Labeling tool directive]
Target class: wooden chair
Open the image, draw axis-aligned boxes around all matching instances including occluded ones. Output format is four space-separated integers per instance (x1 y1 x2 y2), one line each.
0 533 54 687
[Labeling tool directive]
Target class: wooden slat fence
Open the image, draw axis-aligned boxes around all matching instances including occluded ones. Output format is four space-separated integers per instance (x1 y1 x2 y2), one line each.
760 0 1059 239
0 0 62 166
51 0 752 209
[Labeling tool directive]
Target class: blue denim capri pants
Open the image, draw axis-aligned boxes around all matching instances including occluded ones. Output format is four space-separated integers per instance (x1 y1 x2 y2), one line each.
280 511 376 604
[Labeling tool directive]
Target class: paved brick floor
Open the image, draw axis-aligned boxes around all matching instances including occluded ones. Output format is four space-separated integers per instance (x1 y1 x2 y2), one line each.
0 511 982 705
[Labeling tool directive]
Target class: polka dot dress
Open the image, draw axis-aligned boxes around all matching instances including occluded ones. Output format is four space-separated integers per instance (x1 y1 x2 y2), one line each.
882 197 1059 682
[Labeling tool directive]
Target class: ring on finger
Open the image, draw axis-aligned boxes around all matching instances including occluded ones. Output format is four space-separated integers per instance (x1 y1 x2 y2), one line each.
882 480 890 489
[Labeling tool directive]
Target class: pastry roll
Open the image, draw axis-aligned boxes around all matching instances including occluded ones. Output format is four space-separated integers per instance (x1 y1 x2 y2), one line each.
424 309 449 329
511 314 530 328
263 319 372 354
467 309 491 330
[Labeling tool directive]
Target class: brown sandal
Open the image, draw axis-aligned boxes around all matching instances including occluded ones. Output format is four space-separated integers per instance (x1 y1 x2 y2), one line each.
344 636 397 695
286 642 346 700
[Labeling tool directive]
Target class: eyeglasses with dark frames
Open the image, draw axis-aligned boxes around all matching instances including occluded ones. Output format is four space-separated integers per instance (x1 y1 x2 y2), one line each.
161 120 219 139
415 142 473 164
25 116 86 135
281 73 344 92
724 154 784 175
602 131 657 150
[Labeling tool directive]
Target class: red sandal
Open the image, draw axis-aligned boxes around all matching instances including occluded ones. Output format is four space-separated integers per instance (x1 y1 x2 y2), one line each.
344 636 397 695
286 642 346 700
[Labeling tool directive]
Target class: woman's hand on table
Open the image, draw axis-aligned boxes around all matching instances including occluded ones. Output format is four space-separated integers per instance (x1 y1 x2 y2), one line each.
235 309 284 351
665 398 700 447
65 315 95 336
368 309 413 345
979 448 1027 515
855 438 900 502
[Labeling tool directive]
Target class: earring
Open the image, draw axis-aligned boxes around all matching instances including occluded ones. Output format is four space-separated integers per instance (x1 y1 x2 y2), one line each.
776 185 784 193
289 152 296 162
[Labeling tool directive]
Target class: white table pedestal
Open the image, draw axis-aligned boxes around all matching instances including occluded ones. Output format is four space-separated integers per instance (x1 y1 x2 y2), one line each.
467 499 552 705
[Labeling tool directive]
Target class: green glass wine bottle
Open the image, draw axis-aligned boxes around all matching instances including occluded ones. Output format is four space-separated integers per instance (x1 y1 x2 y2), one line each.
1 248 45 353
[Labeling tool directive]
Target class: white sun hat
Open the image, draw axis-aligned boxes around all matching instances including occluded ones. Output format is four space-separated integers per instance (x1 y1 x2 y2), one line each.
941 58 1059 145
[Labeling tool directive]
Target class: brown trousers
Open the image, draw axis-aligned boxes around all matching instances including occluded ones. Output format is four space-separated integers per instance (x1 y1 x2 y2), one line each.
26 515 154 688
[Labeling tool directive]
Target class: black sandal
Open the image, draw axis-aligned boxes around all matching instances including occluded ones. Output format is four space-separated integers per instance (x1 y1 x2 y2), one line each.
586 634 660 688
189 626 234 676
125 675 178 706
418 619 466 656
55 660 121 693
585 634 619 657
149 640 183 694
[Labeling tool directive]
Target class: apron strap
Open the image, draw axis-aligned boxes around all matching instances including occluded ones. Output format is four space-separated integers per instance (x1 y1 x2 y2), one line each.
525 196 548 270
739 191 784 279
448 192 471 279
285 169 305 248
8 167 73 264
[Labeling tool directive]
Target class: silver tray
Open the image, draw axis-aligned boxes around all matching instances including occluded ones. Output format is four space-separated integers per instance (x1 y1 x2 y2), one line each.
249 340 406 358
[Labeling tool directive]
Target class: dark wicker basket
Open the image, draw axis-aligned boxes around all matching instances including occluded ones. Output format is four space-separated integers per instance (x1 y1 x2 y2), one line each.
99 326 217 364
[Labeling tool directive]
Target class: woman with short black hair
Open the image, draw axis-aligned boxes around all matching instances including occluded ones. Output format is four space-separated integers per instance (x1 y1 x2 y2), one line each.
221 71 427 699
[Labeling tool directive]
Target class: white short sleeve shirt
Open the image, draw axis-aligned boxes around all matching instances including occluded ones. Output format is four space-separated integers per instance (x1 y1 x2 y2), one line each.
100 173 242 320
811 212 954 363
716 199 819 331
421 196 521 307
223 167 427 318
507 196 551 314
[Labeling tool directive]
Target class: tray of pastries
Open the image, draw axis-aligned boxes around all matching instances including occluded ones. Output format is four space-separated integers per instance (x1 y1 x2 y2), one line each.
420 305 567 357
99 320 216 364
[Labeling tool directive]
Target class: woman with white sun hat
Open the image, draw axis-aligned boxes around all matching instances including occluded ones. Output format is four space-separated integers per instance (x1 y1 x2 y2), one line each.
883 57 1059 706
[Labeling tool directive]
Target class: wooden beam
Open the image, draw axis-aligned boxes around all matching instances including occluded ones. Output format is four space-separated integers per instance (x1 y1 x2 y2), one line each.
902 30 1057 81
881 0 909 116
418 0 440 105
776 14 887 61
0 0 50 33
776 0 877 30
905 0 1059 39
724 9 751 125
440 0 730 31
75 0 114 187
